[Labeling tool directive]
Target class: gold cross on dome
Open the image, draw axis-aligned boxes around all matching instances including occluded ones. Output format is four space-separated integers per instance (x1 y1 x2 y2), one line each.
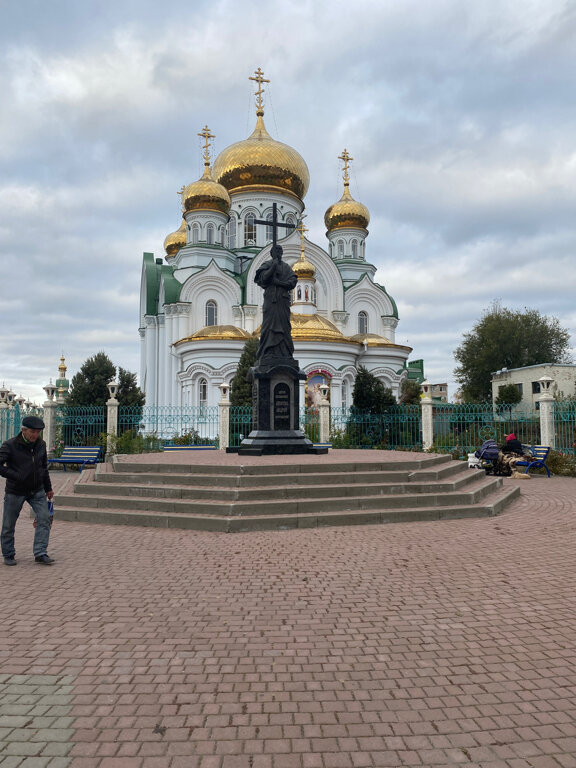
249 67 270 113
297 217 308 256
198 125 215 165
338 148 353 186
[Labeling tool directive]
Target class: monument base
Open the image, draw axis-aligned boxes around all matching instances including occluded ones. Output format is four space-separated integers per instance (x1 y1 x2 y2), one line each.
237 430 328 456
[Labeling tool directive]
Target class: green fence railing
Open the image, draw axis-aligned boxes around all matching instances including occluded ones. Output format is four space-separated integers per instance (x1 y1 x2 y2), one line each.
54 406 106 449
119 406 218 445
432 403 541 455
229 405 253 448
554 401 576 454
329 406 421 450
0 405 44 444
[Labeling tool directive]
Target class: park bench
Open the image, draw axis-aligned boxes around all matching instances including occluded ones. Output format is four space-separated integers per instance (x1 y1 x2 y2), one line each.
516 445 551 477
47 446 102 471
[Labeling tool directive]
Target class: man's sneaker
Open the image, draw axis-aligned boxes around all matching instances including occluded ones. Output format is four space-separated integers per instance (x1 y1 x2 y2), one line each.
3 557 17 566
35 554 54 565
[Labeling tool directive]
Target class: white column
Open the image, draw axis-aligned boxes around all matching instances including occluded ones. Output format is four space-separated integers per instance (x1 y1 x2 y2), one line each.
218 383 230 451
318 399 330 444
538 376 555 448
420 380 433 450
106 398 119 456
42 401 57 454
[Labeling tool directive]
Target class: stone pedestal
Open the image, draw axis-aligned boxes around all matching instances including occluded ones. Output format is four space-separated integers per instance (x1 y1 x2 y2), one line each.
238 358 327 455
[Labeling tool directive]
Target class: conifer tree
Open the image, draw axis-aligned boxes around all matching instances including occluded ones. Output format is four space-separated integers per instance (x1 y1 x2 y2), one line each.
230 337 259 406
352 366 396 412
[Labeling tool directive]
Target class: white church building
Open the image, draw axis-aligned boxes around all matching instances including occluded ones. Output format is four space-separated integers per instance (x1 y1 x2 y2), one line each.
139 69 413 409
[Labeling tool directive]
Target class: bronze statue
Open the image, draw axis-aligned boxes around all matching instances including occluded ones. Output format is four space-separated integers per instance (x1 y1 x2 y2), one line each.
254 245 297 362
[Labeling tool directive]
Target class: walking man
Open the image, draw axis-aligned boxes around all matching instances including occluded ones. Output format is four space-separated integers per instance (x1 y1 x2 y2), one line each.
0 415 54 565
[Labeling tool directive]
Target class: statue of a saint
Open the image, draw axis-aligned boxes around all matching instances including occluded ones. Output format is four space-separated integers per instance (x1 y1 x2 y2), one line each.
255 245 298 361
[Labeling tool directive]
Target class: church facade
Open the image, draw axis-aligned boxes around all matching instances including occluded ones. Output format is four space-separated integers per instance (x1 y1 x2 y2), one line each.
139 70 413 409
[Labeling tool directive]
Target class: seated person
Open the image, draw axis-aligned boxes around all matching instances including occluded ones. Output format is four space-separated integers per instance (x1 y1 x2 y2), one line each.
497 433 532 474
501 433 525 455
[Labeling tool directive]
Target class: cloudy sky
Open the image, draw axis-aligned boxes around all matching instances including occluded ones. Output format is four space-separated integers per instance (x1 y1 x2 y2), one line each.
2 0 575 403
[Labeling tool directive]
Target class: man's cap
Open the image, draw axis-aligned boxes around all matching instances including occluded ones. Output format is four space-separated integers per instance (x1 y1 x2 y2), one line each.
22 416 45 430
505 433 517 442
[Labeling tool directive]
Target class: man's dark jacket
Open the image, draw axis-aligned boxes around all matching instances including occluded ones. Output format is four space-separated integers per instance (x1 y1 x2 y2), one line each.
0 433 53 496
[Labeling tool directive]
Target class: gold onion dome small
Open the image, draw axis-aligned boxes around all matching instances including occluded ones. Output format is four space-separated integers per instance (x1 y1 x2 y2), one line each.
292 252 316 280
324 185 370 232
163 219 187 257
213 114 310 200
289 315 356 343
182 166 231 214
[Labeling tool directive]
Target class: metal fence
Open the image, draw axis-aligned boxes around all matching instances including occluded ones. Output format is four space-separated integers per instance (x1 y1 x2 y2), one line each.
229 405 253 448
432 403 541 455
118 405 218 445
554 401 576 454
0 406 44 444
329 405 422 450
54 406 106 448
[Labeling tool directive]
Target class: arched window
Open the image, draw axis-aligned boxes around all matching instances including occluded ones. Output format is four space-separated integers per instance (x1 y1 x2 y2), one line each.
244 213 256 246
199 378 208 407
286 214 296 228
266 213 274 243
228 218 237 249
337 240 344 258
351 239 358 258
206 224 214 245
342 381 348 410
219 225 224 245
206 300 217 326
358 311 368 335
192 224 199 244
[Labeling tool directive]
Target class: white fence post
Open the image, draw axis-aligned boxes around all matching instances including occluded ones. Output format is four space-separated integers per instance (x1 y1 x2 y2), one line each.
538 375 555 448
218 383 231 451
420 380 434 450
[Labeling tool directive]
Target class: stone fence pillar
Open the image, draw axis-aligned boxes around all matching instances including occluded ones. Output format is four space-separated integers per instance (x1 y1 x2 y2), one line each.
42 400 57 455
420 380 433 450
318 398 330 444
218 383 231 451
538 375 555 448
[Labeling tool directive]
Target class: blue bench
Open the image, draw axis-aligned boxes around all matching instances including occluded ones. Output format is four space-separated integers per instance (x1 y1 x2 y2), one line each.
516 445 551 477
47 446 102 471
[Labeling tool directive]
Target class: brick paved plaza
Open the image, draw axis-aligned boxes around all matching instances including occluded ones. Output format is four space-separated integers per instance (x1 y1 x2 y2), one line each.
1 454 576 768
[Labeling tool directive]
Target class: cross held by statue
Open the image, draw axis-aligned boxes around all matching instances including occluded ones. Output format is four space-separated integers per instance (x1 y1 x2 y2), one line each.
254 203 296 248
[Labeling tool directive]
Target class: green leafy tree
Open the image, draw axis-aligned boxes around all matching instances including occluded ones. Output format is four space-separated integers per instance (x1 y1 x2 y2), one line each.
117 367 145 407
230 337 259 406
399 379 422 405
352 366 396 412
454 302 572 402
67 352 116 406
495 383 522 407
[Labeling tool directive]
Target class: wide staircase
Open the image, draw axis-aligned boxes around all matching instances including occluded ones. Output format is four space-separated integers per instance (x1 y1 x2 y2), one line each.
52 454 520 532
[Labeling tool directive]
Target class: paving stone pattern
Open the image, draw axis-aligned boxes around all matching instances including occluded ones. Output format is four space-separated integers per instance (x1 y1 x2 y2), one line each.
1 458 576 767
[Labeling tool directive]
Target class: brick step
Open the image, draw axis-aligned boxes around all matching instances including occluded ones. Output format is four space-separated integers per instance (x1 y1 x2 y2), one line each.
51 484 520 532
78 471 490 501
110 454 454 476
92 461 469 488
56 476 503 517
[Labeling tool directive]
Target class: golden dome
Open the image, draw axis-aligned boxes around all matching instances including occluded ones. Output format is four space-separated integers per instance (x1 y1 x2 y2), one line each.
163 219 187 257
212 114 310 200
348 333 393 347
292 252 316 279
325 185 370 232
175 325 253 345
289 314 357 344
183 166 231 214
